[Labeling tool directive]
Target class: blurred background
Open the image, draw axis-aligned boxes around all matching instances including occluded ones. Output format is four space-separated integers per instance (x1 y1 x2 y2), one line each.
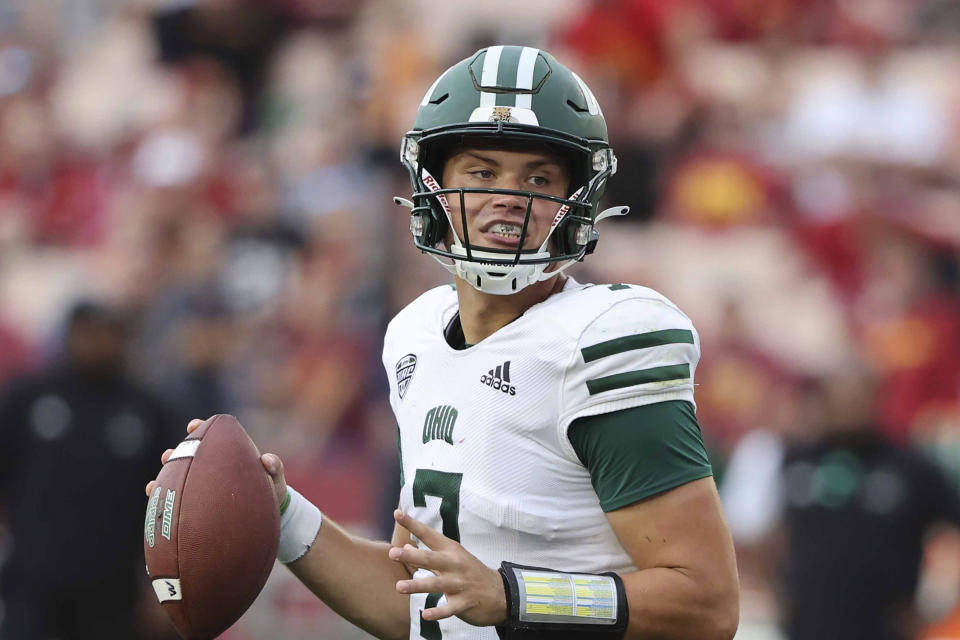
0 0 958 638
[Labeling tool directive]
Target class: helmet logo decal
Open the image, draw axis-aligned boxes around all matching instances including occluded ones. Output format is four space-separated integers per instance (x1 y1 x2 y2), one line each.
469 105 539 126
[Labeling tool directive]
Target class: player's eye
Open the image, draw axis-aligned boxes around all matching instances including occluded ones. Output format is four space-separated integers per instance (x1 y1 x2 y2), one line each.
529 175 549 187
470 169 495 180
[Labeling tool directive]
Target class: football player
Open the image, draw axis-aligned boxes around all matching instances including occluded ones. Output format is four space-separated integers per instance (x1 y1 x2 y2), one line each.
149 46 739 639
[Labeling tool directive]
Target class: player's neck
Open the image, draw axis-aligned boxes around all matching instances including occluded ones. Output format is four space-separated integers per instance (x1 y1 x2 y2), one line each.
455 275 567 344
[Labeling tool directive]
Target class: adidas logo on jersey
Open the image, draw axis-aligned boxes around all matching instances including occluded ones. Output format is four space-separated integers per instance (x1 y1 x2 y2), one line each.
480 361 516 396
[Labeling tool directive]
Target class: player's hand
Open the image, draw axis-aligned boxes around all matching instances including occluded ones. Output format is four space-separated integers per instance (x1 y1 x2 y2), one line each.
144 419 287 509
389 509 507 628
145 418 206 497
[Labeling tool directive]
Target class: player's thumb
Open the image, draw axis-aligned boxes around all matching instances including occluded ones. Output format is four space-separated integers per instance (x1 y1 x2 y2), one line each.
260 453 287 498
260 453 285 484
261 452 283 477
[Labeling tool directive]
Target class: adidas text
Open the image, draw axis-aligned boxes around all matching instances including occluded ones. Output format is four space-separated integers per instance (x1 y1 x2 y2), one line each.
480 361 516 395
479 374 516 395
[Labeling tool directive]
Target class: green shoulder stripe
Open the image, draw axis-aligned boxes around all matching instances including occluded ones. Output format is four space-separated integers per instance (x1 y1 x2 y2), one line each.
581 329 693 363
586 364 690 395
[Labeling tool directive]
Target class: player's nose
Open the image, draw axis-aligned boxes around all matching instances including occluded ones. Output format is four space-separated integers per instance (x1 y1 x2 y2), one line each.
490 188 528 212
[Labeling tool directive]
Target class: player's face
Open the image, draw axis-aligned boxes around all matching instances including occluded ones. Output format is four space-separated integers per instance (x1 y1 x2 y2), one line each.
441 147 571 252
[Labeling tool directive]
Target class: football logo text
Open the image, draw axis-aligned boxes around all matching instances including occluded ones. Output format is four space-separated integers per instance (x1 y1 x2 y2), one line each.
144 486 161 548
161 489 176 541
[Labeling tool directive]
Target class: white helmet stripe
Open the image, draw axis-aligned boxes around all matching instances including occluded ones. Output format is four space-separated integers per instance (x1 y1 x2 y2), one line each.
420 67 450 106
514 47 539 110
571 71 601 116
479 45 503 107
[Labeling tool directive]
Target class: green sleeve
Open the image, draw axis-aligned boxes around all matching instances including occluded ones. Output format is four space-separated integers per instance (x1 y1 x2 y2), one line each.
568 400 713 512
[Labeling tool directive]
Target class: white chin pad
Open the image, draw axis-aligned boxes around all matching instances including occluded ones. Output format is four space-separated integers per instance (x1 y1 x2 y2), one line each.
448 245 550 295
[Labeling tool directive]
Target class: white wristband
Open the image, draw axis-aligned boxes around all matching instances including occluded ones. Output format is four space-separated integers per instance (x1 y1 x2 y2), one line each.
277 486 323 564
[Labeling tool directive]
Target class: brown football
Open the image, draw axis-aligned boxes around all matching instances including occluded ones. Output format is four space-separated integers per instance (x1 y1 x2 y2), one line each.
144 414 279 639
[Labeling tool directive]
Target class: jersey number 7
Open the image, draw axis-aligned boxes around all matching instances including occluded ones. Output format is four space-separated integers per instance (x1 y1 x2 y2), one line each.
412 469 463 640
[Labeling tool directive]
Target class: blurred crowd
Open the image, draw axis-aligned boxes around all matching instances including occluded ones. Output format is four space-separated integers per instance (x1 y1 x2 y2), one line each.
0 0 959 638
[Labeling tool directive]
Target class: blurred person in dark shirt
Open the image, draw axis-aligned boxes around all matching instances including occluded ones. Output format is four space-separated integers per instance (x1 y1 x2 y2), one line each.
0 301 178 640
0 319 34 389
779 366 960 640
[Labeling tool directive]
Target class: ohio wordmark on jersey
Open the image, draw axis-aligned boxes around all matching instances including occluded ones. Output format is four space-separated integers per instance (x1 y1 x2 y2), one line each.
382 278 700 640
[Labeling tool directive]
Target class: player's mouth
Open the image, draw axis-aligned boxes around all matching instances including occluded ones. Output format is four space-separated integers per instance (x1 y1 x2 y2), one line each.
478 221 527 249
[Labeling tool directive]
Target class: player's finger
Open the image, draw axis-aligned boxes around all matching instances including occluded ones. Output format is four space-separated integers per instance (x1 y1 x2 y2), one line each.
145 480 156 497
395 575 449 595
388 543 448 570
422 601 459 622
394 509 446 547
160 448 174 464
186 418 204 434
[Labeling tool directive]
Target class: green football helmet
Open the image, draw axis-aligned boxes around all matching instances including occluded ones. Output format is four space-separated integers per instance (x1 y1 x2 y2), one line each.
396 45 628 295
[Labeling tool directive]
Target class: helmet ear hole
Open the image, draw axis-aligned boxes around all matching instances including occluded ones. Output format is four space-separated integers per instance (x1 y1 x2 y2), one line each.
410 213 430 245
424 205 449 248
584 228 600 255
410 192 451 249
559 219 592 256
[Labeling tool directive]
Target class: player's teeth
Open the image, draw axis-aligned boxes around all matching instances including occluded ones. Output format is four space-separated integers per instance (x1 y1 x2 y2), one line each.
492 224 521 238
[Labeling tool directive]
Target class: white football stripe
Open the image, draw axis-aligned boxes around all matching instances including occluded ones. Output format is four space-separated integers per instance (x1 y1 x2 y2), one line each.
168 439 201 460
152 578 183 603
479 45 503 107
514 47 539 110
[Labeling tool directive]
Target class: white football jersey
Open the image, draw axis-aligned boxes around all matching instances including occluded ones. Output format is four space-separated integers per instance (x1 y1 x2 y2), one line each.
382 278 700 640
